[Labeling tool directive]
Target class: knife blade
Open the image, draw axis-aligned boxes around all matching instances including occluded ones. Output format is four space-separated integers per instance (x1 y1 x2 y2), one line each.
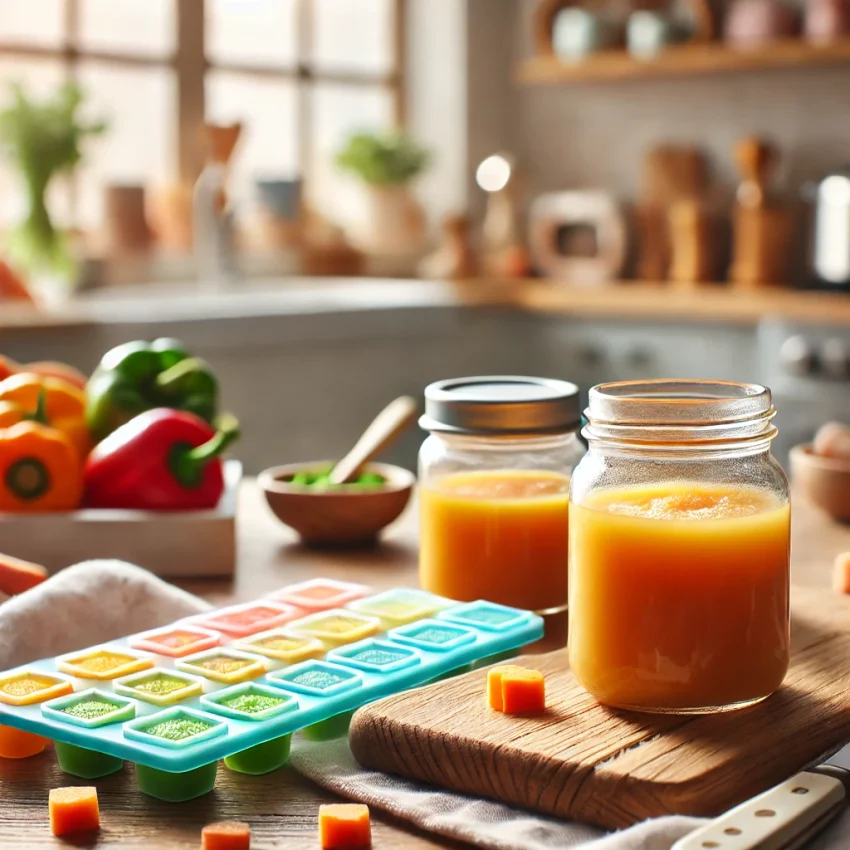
671 745 850 850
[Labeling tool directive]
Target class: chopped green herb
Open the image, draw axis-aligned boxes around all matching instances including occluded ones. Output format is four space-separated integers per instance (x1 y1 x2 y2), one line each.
146 717 214 741
62 699 120 720
221 693 286 714
289 467 387 490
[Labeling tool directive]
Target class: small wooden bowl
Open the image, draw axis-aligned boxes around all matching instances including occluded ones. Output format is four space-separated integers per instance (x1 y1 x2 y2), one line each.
790 443 850 522
258 461 415 548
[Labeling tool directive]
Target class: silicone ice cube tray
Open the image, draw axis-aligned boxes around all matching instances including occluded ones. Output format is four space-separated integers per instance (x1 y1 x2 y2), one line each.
0 580 543 801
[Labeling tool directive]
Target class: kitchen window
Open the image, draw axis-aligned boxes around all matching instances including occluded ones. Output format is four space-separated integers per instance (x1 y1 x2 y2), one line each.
0 0 405 233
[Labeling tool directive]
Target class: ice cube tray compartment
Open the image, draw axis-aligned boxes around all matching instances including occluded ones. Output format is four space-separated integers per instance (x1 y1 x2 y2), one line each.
0 582 543 794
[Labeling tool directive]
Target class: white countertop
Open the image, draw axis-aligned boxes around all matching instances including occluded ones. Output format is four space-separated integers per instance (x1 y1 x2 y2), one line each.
0 278 469 330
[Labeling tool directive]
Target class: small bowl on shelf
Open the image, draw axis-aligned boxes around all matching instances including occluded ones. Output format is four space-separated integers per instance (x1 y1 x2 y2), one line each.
258 461 415 548
790 443 850 522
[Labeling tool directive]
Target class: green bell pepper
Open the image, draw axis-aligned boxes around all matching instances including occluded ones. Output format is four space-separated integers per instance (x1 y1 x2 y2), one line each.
86 338 219 442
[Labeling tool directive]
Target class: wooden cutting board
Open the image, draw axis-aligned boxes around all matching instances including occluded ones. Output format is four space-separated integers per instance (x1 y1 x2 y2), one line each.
349 585 850 830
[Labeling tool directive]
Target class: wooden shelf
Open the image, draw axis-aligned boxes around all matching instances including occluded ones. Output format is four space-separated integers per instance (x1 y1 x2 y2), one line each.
517 39 850 85
455 279 850 327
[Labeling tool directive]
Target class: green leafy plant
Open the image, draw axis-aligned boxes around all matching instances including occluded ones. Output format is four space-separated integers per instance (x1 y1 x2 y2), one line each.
335 131 429 186
0 82 107 275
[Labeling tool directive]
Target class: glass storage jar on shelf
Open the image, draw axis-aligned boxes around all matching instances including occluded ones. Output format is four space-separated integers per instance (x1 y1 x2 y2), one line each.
418 376 584 615
569 379 791 714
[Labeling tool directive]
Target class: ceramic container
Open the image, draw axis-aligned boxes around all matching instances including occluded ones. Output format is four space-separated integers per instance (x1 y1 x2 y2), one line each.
790 443 850 520
724 0 799 46
805 0 850 42
627 11 675 59
553 8 617 61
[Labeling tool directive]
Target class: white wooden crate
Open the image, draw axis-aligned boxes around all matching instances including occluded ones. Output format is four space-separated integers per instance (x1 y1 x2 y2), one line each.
0 461 241 578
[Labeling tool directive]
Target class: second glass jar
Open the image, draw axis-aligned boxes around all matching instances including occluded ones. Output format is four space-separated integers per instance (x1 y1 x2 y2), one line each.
569 379 791 714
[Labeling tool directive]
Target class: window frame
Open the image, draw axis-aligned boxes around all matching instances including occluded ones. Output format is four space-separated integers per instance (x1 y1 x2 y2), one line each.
0 0 406 196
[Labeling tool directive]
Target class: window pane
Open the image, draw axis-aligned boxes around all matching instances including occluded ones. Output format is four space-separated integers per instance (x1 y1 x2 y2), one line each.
207 0 297 69
0 0 65 48
75 63 177 230
312 0 394 75
78 0 175 57
206 71 299 212
0 58 70 228
311 84 393 224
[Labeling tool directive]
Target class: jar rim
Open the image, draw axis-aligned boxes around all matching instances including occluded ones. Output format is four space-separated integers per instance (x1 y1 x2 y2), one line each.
587 379 774 427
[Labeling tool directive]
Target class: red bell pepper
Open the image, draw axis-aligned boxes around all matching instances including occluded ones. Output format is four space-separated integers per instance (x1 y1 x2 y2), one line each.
84 408 239 510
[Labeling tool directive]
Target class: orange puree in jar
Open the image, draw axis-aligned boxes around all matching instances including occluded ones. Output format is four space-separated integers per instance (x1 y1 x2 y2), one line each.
569 482 790 712
420 470 569 612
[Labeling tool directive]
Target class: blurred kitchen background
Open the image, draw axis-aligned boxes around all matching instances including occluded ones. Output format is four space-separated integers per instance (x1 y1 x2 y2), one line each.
2 0 850 472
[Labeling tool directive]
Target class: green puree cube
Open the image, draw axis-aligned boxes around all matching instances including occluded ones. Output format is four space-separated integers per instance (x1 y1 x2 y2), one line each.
62 698 121 720
461 608 516 626
355 648 404 665
146 717 215 742
293 669 345 689
221 692 285 714
417 627 461 644
136 675 187 696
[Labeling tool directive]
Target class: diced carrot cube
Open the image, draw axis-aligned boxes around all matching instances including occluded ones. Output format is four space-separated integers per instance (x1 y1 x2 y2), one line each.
501 668 546 713
0 724 46 759
49 786 100 836
835 553 850 595
319 803 371 849
201 820 251 850
487 665 529 711
0 554 47 597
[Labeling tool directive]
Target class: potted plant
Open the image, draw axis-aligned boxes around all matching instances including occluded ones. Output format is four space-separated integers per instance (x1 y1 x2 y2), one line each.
0 82 106 303
335 130 430 256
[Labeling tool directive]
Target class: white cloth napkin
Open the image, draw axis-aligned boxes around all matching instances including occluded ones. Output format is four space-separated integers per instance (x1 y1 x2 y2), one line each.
0 560 210 670
289 737 850 850
3 562 850 850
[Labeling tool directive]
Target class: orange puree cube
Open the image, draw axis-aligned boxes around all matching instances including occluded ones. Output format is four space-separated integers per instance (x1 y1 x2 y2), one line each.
201 821 251 850
502 669 546 713
487 665 528 711
0 725 46 759
49 786 100 836
487 665 545 713
834 553 850 594
319 803 371 849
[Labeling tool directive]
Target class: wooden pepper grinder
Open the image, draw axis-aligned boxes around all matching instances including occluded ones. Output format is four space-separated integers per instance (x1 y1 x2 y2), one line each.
729 137 792 288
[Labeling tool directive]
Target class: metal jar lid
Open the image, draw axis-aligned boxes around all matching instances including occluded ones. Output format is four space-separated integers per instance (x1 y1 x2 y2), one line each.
420 376 581 435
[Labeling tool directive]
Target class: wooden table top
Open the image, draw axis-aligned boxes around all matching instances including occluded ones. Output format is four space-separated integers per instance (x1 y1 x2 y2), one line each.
0 481 845 848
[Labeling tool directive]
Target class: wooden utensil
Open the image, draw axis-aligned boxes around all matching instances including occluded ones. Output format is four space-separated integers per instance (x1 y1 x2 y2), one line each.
329 396 418 485
730 136 792 287
350 585 850 830
636 145 713 283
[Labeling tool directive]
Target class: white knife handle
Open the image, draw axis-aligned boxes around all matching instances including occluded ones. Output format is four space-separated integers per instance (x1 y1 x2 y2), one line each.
671 770 846 850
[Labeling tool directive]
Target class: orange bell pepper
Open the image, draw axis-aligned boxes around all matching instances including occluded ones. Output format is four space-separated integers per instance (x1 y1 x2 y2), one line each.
0 420 83 512
0 373 91 458
0 355 87 390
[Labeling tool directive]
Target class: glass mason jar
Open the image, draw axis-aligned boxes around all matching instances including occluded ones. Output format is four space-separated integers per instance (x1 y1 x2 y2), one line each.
419 376 584 614
569 379 791 714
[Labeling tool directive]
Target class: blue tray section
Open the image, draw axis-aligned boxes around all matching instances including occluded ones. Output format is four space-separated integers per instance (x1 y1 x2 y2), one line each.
0 600 542 773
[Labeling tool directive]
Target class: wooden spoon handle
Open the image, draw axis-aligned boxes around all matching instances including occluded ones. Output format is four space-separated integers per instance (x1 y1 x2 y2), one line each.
330 396 419 485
